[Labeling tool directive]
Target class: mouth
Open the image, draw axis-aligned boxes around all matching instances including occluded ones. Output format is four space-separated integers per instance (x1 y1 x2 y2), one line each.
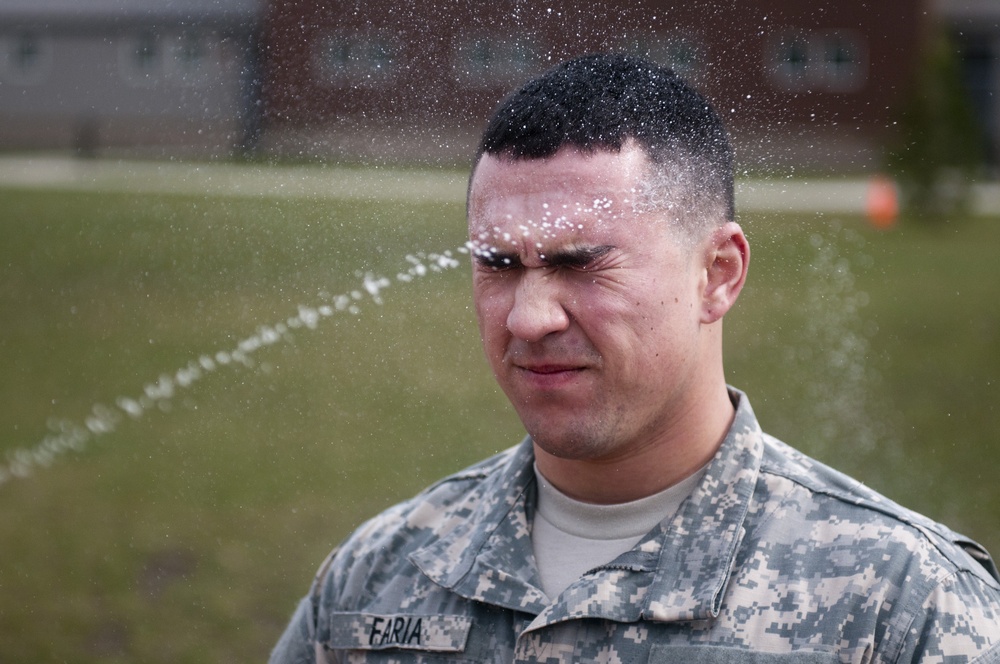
504 342 598 389
520 364 583 375
513 363 587 389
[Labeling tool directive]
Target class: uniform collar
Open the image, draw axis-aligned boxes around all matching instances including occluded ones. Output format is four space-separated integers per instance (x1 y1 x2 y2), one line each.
640 388 762 622
409 388 764 624
408 439 550 614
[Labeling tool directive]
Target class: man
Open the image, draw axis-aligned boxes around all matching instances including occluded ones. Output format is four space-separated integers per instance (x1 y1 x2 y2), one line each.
271 54 1000 663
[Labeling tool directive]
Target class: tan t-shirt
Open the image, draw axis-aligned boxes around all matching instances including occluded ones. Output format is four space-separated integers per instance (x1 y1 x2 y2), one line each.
531 462 707 599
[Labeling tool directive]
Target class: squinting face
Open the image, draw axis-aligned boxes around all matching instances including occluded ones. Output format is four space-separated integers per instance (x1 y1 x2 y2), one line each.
468 146 716 464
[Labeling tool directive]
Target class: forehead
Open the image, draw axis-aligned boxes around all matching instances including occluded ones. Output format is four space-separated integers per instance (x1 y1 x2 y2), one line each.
467 148 651 240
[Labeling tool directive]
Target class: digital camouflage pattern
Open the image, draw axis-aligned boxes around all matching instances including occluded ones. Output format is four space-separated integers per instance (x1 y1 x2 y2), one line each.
271 390 1000 663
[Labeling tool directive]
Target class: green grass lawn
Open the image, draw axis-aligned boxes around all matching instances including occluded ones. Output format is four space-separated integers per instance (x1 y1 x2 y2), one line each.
1 179 998 662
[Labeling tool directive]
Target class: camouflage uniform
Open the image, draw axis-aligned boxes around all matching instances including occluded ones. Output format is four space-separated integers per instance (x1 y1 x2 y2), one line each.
271 389 1000 663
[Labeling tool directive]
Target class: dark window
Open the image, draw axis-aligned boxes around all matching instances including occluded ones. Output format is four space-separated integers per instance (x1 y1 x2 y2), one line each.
769 30 867 92
315 35 398 84
453 38 538 85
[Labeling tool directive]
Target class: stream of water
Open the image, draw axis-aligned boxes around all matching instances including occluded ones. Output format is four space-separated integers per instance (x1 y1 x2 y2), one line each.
0 247 466 487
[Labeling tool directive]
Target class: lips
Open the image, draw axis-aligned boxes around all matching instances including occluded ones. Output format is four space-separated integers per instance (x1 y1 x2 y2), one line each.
512 362 587 391
519 363 582 374
504 340 598 389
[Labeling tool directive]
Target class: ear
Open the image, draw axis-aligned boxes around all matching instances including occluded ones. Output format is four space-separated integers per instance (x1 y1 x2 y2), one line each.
700 222 749 324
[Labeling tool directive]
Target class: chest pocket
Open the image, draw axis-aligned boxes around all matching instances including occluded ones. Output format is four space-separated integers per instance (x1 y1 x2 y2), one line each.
325 612 476 662
648 644 839 663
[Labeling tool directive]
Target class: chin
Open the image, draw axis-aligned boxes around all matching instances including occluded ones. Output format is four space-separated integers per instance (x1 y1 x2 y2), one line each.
529 429 615 462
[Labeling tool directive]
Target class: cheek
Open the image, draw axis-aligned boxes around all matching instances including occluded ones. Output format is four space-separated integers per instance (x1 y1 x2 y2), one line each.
570 278 647 329
473 275 515 318
474 290 506 327
590 283 692 349
473 285 511 351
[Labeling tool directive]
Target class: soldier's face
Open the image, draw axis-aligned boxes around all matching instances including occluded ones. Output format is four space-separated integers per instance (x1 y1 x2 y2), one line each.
468 146 712 463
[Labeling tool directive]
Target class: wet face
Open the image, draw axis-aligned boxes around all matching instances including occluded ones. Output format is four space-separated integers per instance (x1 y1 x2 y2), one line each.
468 146 717 463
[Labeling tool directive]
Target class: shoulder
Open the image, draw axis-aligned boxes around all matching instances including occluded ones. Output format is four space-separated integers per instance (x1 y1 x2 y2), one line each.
748 435 1000 657
311 444 524 602
360 443 521 538
756 432 1000 591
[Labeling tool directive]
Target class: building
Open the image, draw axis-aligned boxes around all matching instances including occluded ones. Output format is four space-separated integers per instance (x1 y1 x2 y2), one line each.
259 0 924 171
0 0 263 157
933 0 1000 165
3 1 960 171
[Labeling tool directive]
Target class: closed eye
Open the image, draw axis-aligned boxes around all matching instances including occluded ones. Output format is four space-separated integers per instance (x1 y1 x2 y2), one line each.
472 244 616 272
544 245 616 270
474 251 521 271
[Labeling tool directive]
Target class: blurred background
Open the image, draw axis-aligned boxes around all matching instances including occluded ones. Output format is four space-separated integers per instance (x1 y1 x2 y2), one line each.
0 0 996 173
1 1 998 662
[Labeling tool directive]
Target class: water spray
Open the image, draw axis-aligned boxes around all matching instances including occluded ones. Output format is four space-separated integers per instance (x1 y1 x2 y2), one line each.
0 247 468 488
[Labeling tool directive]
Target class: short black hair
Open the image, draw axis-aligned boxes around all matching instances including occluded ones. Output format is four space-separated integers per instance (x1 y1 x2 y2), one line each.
473 53 735 229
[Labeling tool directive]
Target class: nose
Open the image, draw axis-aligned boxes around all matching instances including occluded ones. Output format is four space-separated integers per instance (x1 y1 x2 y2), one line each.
506 269 570 342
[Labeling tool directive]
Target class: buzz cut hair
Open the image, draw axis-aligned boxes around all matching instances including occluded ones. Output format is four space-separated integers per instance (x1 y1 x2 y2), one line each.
472 53 735 237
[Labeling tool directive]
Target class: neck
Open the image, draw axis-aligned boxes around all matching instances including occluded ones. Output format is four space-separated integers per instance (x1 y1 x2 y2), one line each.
533 379 734 504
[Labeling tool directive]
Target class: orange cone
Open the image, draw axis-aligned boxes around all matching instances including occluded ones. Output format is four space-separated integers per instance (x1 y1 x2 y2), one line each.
866 175 899 229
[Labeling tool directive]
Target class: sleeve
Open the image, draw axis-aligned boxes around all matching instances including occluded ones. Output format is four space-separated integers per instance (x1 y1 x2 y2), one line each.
270 543 350 664
894 570 1000 663
268 595 323 664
